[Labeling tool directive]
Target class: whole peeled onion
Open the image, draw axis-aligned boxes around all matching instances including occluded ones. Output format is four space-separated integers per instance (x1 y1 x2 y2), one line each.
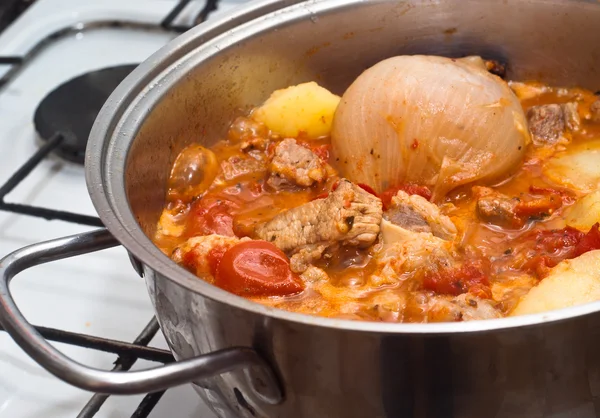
331 55 530 200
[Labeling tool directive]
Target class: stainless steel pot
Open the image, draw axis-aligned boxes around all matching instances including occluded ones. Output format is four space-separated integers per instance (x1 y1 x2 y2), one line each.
2 0 600 416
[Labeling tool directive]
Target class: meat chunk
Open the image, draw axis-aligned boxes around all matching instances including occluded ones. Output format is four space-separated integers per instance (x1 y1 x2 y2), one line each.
255 179 382 271
172 235 248 276
591 99 600 122
563 102 581 131
473 186 521 228
385 203 431 233
376 191 456 280
289 244 327 273
527 103 580 146
474 186 562 228
267 138 327 189
376 226 454 278
427 293 502 322
220 156 265 181
384 190 456 240
527 104 564 144
300 265 329 283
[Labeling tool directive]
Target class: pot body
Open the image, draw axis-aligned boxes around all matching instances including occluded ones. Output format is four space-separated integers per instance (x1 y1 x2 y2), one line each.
85 0 600 417
147 269 600 418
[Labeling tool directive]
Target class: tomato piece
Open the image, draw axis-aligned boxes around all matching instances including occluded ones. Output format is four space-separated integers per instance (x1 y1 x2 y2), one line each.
532 227 584 253
186 198 236 237
529 186 576 204
422 259 490 297
312 191 330 201
514 194 562 218
207 246 229 276
523 255 555 278
310 144 331 161
214 241 304 297
520 224 600 277
574 223 600 257
380 184 432 209
357 183 378 197
517 226 587 277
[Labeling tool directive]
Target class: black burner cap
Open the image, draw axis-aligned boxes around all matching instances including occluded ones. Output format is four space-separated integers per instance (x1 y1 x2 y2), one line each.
34 64 138 164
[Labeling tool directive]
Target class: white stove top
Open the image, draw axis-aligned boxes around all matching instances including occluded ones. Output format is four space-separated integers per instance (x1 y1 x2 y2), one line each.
0 1 245 417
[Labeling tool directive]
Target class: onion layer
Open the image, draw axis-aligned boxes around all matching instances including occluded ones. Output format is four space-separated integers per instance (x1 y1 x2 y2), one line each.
331 55 530 200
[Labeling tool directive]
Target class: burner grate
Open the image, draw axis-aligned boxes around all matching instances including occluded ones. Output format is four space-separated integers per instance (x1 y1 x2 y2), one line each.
0 0 223 416
0 317 176 418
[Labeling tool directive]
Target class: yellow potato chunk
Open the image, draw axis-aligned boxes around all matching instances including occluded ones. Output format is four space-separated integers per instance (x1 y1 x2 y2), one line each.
510 250 600 316
544 140 600 192
566 191 600 231
252 82 340 139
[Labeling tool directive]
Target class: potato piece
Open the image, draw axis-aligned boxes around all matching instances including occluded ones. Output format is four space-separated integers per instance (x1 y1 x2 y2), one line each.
510 250 600 316
252 82 340 139
566 191 600 231
543 140 600 192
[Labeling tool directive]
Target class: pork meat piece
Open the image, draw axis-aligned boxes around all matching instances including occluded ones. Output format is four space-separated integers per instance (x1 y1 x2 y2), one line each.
427 293 502 322
267 138 327 189
376 227 454 281
255 179 382 271
384 190 456 240
563 102 581 131
527 104 564 144
172 235 248 276
220 155 266 181
527 102 580 145
473 186 522 228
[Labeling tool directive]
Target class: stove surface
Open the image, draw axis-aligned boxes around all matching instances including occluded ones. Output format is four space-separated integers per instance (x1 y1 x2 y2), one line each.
0 1 246 417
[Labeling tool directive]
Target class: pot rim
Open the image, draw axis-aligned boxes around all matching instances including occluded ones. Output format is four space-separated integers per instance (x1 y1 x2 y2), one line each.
86 0 600 334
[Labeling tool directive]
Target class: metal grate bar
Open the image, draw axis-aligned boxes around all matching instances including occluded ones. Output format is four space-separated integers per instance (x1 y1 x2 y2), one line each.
161 0 193 29
0 131 103 226
131 391 167 418
0 132 63 199
0 320 174 363
76 318 171 418
0 202 103 226
195 0 220 25
0 56 22 65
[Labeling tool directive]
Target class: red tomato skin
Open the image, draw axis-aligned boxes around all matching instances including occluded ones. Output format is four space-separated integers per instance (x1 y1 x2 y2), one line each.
214 241 304 297
357 183 378 197
186 199 236 237
529 186 575 204
514 195 562 218
518 224 600 277
207 246 228 276
574 223 600 257
310 144 331 161
422 259 491 297
312 191 330 201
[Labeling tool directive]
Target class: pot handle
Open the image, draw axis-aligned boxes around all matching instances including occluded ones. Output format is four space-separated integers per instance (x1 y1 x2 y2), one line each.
0 229 282 403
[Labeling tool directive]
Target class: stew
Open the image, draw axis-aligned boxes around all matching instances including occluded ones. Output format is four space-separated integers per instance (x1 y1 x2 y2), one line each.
154 55 600 323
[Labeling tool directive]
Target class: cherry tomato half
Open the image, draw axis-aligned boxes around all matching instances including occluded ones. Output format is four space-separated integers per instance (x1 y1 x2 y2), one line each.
214 241 304 297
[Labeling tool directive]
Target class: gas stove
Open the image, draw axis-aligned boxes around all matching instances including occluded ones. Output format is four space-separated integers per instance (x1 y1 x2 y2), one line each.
0 1 246 417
